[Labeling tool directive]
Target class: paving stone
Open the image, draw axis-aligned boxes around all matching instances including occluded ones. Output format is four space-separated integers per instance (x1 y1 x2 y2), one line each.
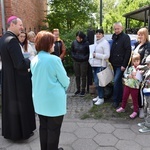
113 128 136 140
135 134 150 147
113 123 130 129
93 123 115 133
72 139 98 150
116 140 141 150
61 122 78 132
74 127 97 138
77 122 96 128
59 133 77 145
96 147 117 150
94 134 118 146
7 144 30 150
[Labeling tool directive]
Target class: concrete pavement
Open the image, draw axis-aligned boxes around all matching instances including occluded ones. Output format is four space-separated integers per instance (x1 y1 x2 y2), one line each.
0 76 150 150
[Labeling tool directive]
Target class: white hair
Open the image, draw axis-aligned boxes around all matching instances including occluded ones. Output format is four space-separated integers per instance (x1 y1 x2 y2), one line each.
113 22 123 27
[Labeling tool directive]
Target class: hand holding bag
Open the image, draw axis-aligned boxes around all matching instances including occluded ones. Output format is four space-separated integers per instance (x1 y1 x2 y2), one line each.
97 60 114 87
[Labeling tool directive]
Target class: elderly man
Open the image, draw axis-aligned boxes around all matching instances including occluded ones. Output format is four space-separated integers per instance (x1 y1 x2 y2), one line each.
0 16 36 140
109 22 131 108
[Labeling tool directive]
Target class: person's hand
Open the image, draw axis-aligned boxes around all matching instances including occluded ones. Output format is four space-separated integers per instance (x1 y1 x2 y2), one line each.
131 72 136 76
121 66 125 71
93 52 96 58
128 75 132 79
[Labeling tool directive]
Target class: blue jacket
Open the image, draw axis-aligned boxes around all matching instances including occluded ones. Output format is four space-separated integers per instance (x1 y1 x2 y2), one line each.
30 51 70 117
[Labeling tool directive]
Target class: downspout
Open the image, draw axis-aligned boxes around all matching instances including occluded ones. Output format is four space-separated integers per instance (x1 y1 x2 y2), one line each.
1 0 6 34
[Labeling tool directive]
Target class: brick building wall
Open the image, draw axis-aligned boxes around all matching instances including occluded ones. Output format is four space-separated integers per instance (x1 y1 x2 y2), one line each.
0 0 47 35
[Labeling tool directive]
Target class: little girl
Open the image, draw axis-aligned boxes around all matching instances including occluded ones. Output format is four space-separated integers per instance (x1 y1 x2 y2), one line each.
116 53 142 119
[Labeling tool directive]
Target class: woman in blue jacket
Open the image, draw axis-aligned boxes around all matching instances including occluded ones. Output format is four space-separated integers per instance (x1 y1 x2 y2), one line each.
30 31 70 150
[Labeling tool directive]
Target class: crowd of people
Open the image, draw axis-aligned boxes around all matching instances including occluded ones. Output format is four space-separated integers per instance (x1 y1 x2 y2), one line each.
0 15 150 150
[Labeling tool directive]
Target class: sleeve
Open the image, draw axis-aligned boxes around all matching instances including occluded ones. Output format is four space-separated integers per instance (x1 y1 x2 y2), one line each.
8 38 30 70
95 40 110 60
55 58 70 91
60 40 66 60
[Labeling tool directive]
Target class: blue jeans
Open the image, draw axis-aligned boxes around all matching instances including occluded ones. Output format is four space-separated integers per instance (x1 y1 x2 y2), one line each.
92 67 105 99
113 66 124 104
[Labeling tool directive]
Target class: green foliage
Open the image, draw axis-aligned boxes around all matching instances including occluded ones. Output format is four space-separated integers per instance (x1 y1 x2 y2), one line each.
45 0 98 31
102 0 150 33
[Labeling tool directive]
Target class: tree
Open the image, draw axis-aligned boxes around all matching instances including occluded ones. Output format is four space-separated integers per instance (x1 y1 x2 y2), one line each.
45 0 98 31
102 0 150 33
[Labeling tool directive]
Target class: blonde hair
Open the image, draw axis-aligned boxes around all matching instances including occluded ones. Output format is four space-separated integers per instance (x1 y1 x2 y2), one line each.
27 31 36 40
137 27 149 42
132 53 140 64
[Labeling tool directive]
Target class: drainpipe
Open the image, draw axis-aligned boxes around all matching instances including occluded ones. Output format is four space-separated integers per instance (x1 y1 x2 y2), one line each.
1 0 6 34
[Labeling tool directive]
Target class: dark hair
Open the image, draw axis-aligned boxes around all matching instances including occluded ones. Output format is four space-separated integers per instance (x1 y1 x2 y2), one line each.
76 31 86 39
96 29 104 34
35 31 54 52
18 31 28 52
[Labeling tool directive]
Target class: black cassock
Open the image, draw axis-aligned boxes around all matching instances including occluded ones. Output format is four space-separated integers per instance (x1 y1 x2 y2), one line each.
0 31 36 140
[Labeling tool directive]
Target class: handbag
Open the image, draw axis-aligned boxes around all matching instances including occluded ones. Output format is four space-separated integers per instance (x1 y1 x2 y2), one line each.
97 60 114 87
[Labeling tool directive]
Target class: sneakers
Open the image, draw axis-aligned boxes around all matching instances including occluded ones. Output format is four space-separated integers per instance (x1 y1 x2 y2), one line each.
130 112 137 119
139 126 150 133
93 96 98 102
94 98 104 105
139 108 145 118
80 90 85 97
137 122 145 127
116 107 125 113
74 90 80 95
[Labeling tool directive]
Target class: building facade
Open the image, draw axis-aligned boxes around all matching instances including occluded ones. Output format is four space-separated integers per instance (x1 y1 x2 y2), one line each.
0 0 47 35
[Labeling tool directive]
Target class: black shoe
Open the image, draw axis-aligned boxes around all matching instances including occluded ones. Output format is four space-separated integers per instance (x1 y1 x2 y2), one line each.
74 90 80 95
30 132 34 137
80 90 85 97
58 148 64 150
112 102 119 109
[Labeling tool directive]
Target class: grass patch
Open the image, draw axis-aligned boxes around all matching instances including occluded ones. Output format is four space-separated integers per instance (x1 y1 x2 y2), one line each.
81 101 133 120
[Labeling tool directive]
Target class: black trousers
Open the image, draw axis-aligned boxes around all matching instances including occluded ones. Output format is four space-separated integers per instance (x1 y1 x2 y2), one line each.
38 115 64 150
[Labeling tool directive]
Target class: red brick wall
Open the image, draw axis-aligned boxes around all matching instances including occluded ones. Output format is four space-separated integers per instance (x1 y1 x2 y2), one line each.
0 0 47 35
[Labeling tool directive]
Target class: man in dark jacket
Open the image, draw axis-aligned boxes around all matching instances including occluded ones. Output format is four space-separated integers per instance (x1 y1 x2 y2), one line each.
0 16 36 140
109 22 131 108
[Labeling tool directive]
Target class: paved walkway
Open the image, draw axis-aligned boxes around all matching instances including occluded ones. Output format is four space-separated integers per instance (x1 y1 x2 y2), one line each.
0 76 150 150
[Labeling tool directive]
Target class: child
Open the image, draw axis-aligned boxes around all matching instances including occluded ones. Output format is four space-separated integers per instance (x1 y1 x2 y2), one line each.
137 55 150 132
116 53 142 119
